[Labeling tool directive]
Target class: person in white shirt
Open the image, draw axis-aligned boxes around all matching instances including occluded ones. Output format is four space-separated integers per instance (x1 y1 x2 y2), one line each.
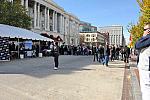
135 23 150 100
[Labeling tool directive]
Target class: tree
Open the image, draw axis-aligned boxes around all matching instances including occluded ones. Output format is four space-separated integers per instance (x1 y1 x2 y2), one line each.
137 0 150 19
128 0 150 46
79 34 85 45
0 0 31 29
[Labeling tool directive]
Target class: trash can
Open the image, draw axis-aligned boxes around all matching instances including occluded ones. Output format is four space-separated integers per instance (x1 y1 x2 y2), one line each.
39 53 42 57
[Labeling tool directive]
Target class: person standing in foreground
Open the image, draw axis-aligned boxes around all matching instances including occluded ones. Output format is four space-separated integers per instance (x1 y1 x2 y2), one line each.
99 45 104 63
52 42 60 70
135 23 150 100
93 46 99 62
124 45 130 67
103 44 110 66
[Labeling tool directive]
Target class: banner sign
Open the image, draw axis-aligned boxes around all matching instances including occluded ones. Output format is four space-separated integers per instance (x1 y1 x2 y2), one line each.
0 36 10 61
24 40 32 50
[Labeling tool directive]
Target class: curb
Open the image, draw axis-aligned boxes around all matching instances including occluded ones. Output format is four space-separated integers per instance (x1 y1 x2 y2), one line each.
121 64 142 100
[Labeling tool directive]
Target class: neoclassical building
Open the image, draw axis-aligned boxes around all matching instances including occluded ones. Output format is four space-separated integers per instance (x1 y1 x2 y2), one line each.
12 0 80 45
98 25 125 46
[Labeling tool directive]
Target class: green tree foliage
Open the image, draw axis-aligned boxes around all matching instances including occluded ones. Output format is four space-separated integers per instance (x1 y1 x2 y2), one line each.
137 0 150 19
128 0 150 45
0 0 31 29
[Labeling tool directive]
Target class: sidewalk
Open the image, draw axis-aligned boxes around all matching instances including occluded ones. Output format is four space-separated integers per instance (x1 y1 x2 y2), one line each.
0 56 132 100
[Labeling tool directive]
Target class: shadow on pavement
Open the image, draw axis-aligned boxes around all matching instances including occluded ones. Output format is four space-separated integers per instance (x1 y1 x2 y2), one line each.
0 56 96 78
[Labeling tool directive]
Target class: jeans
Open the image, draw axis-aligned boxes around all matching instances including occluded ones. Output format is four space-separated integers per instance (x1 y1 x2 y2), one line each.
99 55 104 63
103 55 109 66
93 53 98 61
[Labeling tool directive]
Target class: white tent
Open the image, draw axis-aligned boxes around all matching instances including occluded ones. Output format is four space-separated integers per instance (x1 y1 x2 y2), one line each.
0 24 53 41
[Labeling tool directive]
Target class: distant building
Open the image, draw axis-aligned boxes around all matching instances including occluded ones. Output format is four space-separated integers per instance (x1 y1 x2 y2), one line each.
79 21 108 46
98 25 125 46
79 32 106 46
79 21 97 33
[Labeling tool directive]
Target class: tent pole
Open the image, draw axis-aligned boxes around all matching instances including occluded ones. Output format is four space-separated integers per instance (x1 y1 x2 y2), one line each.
18 38 19 58
39 41 40 53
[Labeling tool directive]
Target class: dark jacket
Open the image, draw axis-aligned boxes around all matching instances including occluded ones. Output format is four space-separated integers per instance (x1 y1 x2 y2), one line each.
124 46 130 57
52 45 59 57
99 47 104 55
93 47 98 54
135 34 150 65
104 46 110 56
135 34 150 50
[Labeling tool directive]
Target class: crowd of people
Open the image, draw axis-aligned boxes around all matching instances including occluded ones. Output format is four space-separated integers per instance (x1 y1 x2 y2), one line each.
45 41 131 69
92 44 131 66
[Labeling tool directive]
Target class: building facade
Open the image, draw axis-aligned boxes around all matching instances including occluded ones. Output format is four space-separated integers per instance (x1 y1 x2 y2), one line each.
79 21 97 33
79 21 106 46
98 25 125 46
12 0 80 46
79 32 105 46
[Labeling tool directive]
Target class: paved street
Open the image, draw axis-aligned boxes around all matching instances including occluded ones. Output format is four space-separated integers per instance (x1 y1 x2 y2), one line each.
0 56 125 100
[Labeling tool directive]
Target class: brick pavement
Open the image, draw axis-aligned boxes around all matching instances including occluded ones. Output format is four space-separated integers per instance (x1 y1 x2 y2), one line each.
121 57 142 100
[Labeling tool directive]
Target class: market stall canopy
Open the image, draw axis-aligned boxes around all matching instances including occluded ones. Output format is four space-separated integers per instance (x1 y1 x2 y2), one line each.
41 33 63 42
0 24 53 41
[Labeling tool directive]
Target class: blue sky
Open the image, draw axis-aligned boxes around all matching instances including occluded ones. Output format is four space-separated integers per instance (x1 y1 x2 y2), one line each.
54 0 140 44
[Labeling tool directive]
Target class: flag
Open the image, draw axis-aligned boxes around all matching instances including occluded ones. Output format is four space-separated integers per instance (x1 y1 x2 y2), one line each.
129 34 132 41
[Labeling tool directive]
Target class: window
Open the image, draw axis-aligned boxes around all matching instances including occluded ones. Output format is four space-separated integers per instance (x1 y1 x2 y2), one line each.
86 38 89 41
50 25 53 31
91 34 95 37
114 35 115 44
119 35 120 44
92 38 95 41
111 35 113 44
86 34 90 37
116 35 118 43
50 16 53 20
41 21 45 30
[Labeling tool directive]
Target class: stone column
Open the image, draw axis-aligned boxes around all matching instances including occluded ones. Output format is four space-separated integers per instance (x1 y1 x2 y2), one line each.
63 16 65 34
21 0 24 6
25 0 28 11
115 34 117 46
34 1 37 28
64 17 66 35
62 15 64 34
37 3 40 28
44 7 47 30
60 15 62 34
52 11 55 32
120 35 122 46
55 12 57 32
8 0 13 2
47 8 50 31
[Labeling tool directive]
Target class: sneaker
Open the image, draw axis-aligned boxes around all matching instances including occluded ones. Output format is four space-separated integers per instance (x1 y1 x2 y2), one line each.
54 67 58 70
